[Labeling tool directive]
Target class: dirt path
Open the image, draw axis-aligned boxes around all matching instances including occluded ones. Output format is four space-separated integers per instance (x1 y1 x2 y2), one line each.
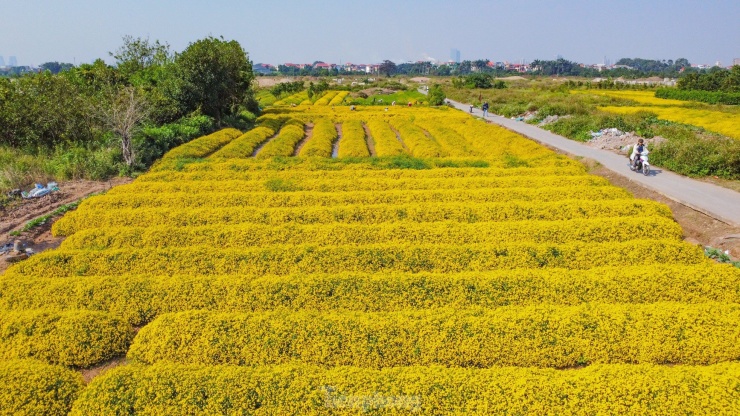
293 123 314 156
363 123 377 156
388 125 410 153
332 124 342 158
251 131 280 157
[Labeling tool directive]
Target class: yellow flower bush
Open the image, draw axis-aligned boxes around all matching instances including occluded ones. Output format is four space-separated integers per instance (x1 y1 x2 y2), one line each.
128 304 740 367
313 90 340 106
60 217 682 250
71 362 740 415
2 265 737 327
0 310 133 367
365 119 405 156
254 118 305 158
388 117 447 157
80 186 630 211
299 118 336 157
104 174 610 195
336 119 370 157
51 199 671 236
0 359 84 416
6 240 704 279
154 128 241 163
209 116 285 159
328 91 349 105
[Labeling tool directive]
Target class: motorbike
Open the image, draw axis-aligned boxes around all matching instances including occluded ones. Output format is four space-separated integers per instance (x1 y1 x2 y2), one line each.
630 149 650 176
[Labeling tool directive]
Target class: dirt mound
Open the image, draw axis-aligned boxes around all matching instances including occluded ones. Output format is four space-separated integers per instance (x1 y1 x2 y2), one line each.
584 129 666 153
409 77 430 83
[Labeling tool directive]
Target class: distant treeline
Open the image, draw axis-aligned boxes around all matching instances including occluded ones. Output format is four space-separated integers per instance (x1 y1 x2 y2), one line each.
677 66 740 93
656 89 740 105
261 57 725 79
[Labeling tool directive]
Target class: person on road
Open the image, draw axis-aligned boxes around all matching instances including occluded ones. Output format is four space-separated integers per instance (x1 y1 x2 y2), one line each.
630 138 646 168
482 101 489 118
469 104 474 113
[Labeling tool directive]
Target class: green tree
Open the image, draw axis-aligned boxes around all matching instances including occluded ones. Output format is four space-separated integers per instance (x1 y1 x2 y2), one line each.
379 60 397 77
110 36 172 82
40 62 74 74
174 36 255 123
427 84 446 106
465 73 493 89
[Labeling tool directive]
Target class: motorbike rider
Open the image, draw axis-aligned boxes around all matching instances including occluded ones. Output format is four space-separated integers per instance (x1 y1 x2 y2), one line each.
630 138 646 168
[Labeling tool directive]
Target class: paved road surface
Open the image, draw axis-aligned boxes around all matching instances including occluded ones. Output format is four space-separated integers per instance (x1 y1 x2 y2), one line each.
425 91 740 226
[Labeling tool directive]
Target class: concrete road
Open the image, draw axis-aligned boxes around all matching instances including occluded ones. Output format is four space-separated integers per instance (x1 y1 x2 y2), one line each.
433 92 740 226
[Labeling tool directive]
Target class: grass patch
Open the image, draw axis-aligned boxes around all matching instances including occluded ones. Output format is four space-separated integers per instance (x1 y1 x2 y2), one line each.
11 200 83 235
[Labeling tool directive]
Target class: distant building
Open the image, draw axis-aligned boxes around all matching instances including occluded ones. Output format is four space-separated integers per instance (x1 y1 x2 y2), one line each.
8 56 17 67
733 58 740 67
0 56 4 67
450 49 460 64
254 63 276 75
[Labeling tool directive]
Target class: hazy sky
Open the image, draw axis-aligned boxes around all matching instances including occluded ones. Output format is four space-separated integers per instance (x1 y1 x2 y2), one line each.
1 0 738 67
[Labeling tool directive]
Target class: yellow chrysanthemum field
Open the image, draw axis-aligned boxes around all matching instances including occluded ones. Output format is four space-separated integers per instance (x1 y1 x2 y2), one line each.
575 90 740 140
3 105 740 414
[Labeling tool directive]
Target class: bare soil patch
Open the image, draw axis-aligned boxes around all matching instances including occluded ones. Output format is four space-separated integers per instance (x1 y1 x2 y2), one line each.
363 123 377 156
293 123 314 156
409 77 430 83
359 87 397 97
80 356 129 383
333 124 342 158
388 125 409 152
0 178 132 274
256 77 296 88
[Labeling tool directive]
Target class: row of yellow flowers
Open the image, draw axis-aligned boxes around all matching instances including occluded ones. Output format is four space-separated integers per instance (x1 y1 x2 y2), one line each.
365 119 405 156
313 90 340 106
82 186 631 211
129 303 740 368
6 240 705 279
328 91 350 106
52 199 671 236
388 117 447 157
336 119 370 157
139 163 586 181
0 310 132 367
298 118 337 157
209 116 285 159
254 118 305 158
272 90 309 106
3 265 737 327
59 217 682 251
70 362 740 415
106 174 610 196
154 128 242 163
414 116 478 156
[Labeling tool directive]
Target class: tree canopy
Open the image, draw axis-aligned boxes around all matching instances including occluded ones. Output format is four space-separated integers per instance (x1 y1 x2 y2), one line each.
174 36 256 123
